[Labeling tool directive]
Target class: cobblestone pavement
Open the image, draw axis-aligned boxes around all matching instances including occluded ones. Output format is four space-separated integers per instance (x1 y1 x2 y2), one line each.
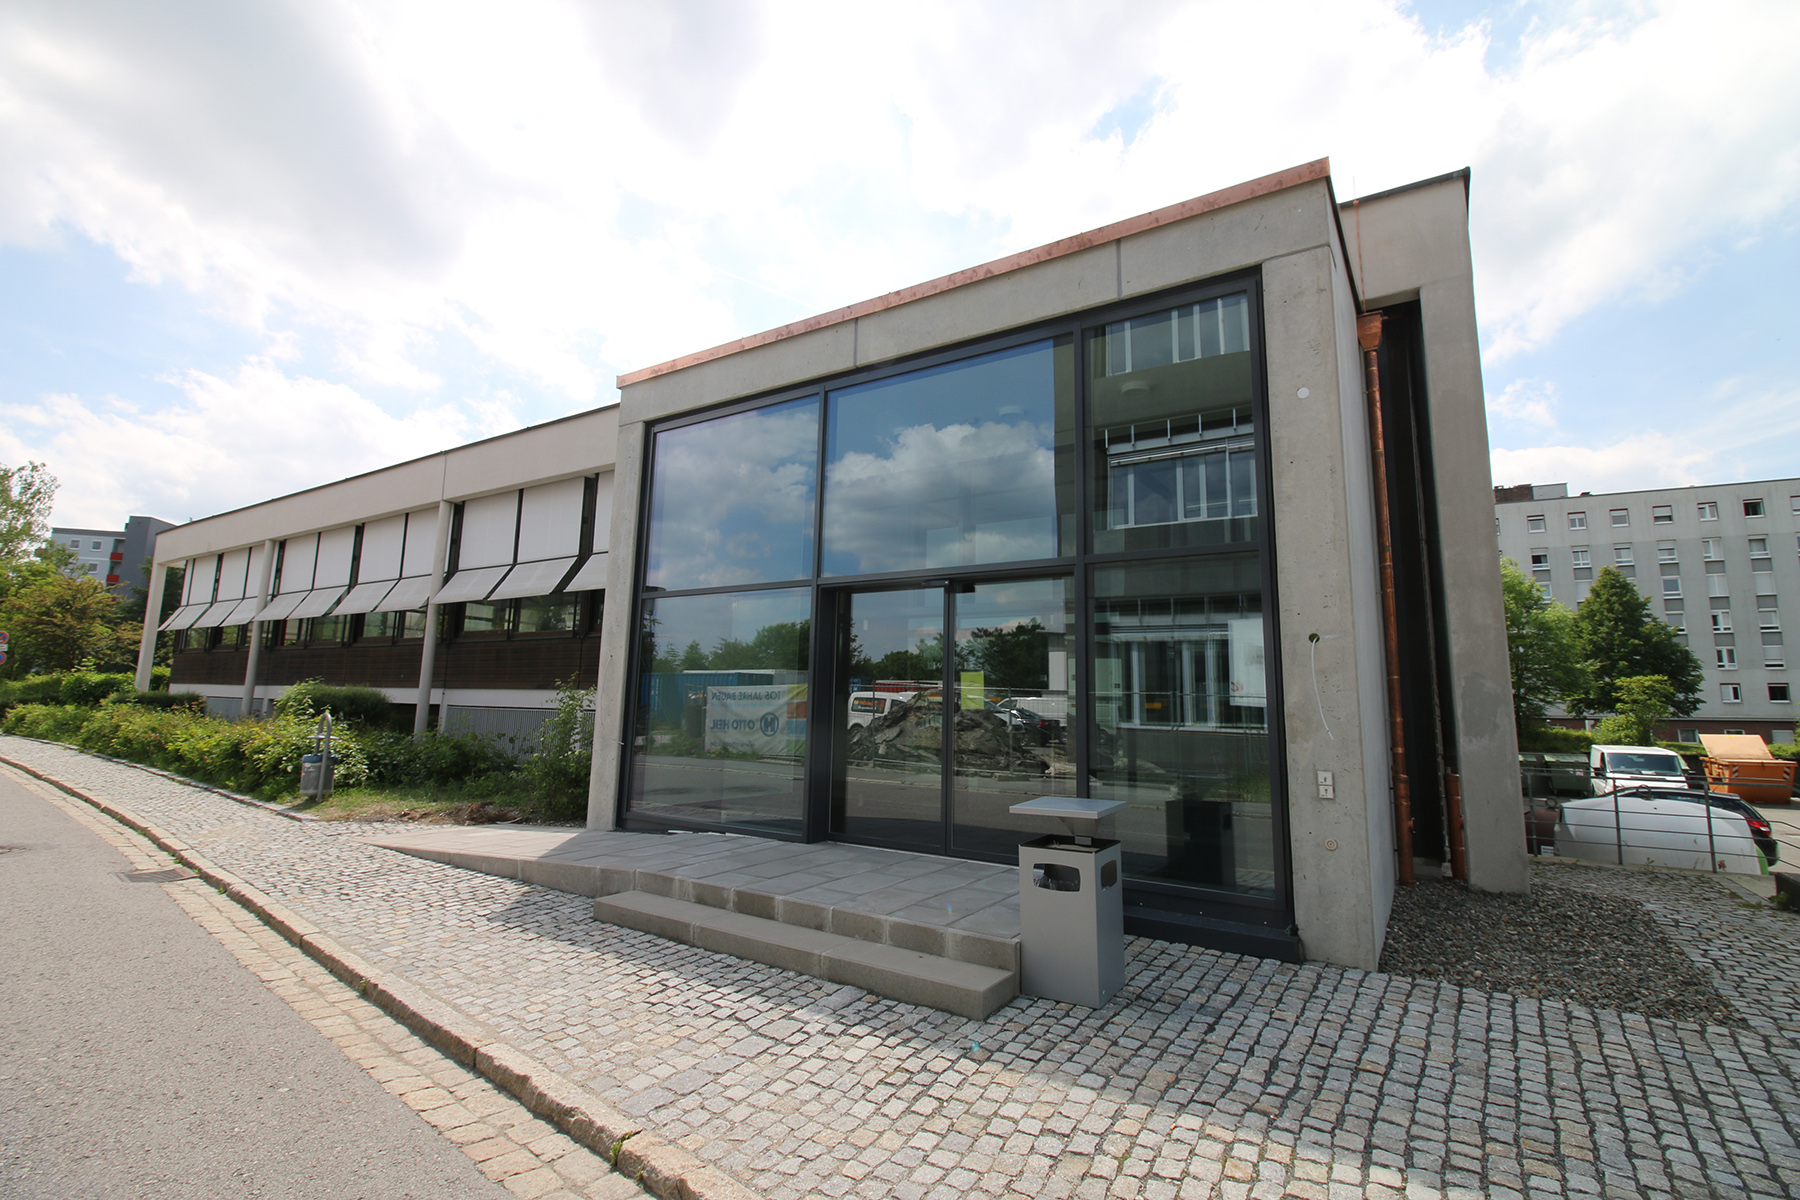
9 765 648 1200
7 736 1799 1200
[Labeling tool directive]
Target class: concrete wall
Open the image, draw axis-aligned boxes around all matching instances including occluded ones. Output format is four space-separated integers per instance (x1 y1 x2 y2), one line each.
600 174 1410 968
1345 177 1529 895
154 408 620 564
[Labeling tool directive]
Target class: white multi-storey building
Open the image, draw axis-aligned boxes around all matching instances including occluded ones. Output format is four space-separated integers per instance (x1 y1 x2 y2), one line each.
48 515 175 599
1496 480 1798 742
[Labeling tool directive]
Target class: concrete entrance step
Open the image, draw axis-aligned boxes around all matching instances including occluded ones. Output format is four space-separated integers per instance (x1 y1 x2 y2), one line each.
594 891 1016 1020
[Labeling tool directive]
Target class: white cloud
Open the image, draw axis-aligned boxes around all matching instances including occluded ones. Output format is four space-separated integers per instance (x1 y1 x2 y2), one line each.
2 361 512 527
1488 378 1560 428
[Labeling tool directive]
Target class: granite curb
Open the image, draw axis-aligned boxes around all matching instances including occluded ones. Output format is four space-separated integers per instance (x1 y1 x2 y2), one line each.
0 750 764 1200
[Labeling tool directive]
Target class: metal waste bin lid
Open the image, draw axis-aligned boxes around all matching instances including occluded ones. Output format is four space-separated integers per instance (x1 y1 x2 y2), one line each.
1007 797 1127 820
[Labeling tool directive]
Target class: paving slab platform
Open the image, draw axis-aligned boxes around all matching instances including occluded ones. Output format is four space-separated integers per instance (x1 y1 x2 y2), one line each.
6 735 1800 1200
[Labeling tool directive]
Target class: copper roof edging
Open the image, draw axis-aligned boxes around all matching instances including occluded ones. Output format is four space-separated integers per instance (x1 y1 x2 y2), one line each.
616 157 1332 388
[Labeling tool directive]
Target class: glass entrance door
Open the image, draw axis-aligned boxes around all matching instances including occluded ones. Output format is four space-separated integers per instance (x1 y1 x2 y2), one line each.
827 577 1074 859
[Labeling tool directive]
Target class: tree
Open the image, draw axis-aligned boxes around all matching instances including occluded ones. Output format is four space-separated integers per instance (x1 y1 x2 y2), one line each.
1498 558 1589 729
957 620 1050 691
1591 675 1677 745
1568 567 1704 717
0 566 143 676
0 461 57 564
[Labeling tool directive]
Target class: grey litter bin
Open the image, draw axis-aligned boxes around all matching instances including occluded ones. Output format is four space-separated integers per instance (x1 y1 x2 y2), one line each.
299 753 337 799
1008 796 1128 1008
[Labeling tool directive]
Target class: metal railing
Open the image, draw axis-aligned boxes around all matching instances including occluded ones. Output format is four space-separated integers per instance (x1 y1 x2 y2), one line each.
1520 755 1765 875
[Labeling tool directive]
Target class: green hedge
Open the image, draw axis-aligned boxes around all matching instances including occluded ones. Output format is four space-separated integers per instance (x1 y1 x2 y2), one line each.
275 682 401 730
1516 725 1595 753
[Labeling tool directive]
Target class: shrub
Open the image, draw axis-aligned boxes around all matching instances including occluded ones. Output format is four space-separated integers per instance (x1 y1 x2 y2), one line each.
1517 725 1594 753
61 672 136 706
522 678 594 820
122 690 209 712
2 703 95 743
275 680 399 731
361 728 518 788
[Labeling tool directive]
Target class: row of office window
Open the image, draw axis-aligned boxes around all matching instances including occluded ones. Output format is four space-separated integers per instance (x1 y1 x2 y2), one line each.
173 593 601 652
1523 495 1799 533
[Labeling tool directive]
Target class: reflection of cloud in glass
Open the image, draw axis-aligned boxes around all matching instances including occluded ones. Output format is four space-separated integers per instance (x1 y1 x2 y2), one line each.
823 420 1055 575
645 399 818 589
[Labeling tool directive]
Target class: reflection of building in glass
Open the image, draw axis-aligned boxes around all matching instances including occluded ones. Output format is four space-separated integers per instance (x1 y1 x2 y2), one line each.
137 160 1525 973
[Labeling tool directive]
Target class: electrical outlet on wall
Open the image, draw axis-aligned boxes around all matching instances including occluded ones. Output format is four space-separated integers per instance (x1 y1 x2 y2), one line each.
1316 770 1335 800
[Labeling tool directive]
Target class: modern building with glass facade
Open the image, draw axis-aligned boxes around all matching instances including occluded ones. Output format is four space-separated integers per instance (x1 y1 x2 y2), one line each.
589 160 1527 969
136 160 1526 971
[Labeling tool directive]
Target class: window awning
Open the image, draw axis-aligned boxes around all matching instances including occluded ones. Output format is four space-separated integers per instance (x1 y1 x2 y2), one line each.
287 587 347 620
374 575 434 613
253 591 308 622
487 557 577 602
332 579 397 616
160 603 208 631
433 565 509 605
223 597 264 625
192 598 245 629
563 552 608 593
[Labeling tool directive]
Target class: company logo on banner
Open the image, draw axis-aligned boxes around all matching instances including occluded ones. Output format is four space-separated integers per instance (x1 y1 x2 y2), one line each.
704 685 808 756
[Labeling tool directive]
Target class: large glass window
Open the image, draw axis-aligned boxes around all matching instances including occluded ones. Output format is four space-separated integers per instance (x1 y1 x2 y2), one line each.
644 397 819 590
822 338 1073 576
1090 294 1258 554
629 588 811 835
1090 555 1272 897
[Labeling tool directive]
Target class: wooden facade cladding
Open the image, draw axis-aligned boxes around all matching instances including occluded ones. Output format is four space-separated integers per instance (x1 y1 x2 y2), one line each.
170 635 601 693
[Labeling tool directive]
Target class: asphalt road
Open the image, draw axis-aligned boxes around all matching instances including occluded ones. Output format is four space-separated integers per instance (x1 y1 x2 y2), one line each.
0 772 514 1200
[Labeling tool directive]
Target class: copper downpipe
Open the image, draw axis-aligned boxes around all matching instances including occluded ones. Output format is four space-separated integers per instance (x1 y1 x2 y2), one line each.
1359 311 1414 887
1444 770 1467 881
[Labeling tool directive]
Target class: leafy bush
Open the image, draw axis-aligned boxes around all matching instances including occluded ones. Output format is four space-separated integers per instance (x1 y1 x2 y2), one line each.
360 728 518 788
1516 725 1595 753
275 680 398 730
521 678 594 820
122 690 208 712
1590 714 1650 747
3 703 96 743
61 672 135 706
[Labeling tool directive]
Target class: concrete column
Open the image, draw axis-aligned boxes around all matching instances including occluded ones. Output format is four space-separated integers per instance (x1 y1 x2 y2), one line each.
413 500 454 738
133 560 169 692
587 421 645 830
239 539 277 718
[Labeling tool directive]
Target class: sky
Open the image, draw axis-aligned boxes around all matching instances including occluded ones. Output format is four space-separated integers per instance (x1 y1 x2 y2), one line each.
1 0 1796 529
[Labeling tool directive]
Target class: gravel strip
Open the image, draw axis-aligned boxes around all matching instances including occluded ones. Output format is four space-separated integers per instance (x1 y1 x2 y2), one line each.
1380 875 1744 1026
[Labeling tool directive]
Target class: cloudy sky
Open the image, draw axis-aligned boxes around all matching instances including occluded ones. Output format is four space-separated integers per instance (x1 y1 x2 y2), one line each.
2 0 1796 528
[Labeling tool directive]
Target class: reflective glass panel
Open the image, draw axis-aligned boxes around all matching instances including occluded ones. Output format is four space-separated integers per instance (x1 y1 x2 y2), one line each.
630 587 811 835
822 338 1074 576
1090 293 1259 553
644 397 819 590
461 601 510 634
518 596 578 633
1090 555 1274 897
949 578 1075 857
837 587 945 852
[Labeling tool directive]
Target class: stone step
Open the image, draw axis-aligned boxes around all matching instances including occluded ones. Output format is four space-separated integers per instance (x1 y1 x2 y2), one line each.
593 891 1017 1020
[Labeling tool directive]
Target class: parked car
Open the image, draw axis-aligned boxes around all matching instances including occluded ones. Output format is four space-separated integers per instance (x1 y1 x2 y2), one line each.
846 691 916 728
1554 786 1776 874
1588 744 1693 795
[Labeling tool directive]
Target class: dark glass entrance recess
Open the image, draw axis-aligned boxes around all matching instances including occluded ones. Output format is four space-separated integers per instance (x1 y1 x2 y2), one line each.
829 578 1075 858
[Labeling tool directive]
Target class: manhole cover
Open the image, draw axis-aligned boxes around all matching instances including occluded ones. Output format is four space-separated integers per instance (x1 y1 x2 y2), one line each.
115 868 197 884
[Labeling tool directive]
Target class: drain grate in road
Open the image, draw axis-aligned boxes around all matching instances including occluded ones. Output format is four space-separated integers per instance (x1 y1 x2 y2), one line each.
116 868 197 883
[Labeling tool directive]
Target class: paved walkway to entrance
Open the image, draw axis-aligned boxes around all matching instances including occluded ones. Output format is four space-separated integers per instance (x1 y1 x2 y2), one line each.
4 735 1798 1200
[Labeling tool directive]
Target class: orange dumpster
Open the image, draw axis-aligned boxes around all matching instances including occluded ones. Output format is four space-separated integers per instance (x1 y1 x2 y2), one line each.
1699 734 1796 806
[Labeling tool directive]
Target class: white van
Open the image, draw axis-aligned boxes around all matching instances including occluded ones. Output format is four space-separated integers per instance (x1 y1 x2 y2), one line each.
1589 744 1691 795
847 691 916 728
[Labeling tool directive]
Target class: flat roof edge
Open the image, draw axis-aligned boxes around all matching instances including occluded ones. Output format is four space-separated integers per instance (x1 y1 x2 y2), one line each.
1342 168 1471 209
616 158 1333 388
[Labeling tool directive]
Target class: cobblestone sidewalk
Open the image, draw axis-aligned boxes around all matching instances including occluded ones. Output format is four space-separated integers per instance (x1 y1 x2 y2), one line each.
6 736 1798 1200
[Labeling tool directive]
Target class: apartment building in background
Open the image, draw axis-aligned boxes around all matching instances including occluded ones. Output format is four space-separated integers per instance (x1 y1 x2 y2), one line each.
1495 479 1799 742
49 515 175 599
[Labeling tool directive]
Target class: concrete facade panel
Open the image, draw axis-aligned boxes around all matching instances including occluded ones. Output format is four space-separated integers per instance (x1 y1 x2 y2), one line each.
619 324 857 427
1119 181 1336 300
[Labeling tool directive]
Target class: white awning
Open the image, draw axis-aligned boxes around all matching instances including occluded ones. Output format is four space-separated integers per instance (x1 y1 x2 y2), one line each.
433 565 508 605
223 597 264 625
287 587 347 620
563 552 608 593
333 579 396 616
374 575 434 613
191 599 244 629
487 557 577 602
160 603 208 631
253 592 308 622
456 493 519 570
